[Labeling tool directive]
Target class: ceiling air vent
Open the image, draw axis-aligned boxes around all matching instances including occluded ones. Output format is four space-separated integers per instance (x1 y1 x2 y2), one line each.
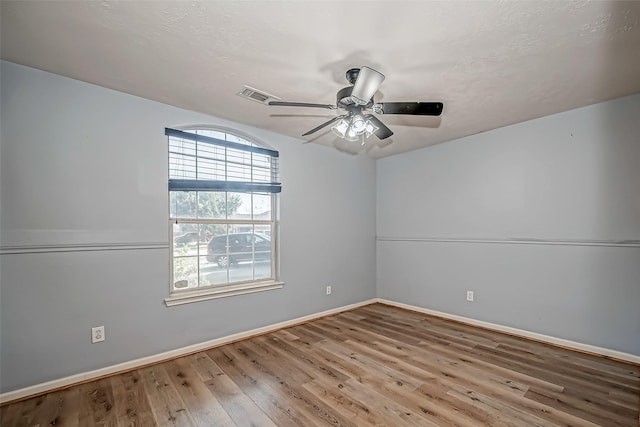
237 85 280 105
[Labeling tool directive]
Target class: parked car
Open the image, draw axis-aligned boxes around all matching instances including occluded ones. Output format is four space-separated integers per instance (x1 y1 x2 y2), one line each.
207 233 271 267
174 231 199 245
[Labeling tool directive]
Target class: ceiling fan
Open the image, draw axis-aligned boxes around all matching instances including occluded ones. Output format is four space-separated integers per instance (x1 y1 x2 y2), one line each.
268 66 443 142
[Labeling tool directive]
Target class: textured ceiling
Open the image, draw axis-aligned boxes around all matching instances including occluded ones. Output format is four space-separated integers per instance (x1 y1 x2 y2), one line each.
2 1 639 157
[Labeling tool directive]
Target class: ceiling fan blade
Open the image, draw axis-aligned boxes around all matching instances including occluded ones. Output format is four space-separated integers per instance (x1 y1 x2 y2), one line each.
375 102 443 116
269 101 337 110
351 66 385 105
364 114 394 140
302 115 346 136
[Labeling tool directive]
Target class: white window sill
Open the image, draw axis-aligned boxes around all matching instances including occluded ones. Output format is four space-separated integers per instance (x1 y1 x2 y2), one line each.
164 280 284 307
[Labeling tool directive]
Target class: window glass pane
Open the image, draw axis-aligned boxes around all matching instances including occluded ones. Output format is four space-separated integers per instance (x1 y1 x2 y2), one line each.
206 225 230 267
225 133 249 145
173 223 199 256
254 257 272 281
252 153 272 183
170 191 197 219
196 224 209 256
253 233 272 266
254 224 272 239
196 129 226 140
197 224 212 249
196 191 226 219
169 192 177 218
206 264 230 286
169 138 197 180
227 192 251 220
196 143 226 181
225 231 271 283
197 255 214 287
226 148 252 182
173 255 198 289
252 193 272 220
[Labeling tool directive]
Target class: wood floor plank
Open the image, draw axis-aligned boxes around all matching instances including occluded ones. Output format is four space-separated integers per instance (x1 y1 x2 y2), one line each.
412 348 613 426
111 372 157 427
24 392 64 426
43 386 83 427
609 388 640 411
0 405 18 427
78 378 118 426
226 339 354 426
422 314 639 377
314 345 491 426
164 356 236 427
415 339 567 393
467 343 638 399
257 333 350 383
338 337 560 424
138 364 196 426
215 343 321 426
284 324 327 344
302 378 394 426
447 386 556 427
320 339 423 390
525 386 637 426
372 338 532 396
2 303 638 426
202 348 278 427
1 396 43 427
328 379 437 426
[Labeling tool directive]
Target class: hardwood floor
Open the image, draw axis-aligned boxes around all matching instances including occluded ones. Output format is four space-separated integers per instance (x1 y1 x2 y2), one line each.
2 303 639 426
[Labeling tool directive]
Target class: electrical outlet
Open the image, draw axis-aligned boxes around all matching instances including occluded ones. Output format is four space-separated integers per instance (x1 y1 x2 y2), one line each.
326 285 332 295
91 326 105 343
466 290 474 302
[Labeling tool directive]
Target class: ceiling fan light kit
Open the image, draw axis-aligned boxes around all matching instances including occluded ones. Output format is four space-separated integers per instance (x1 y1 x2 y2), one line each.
268 66 444 146
331 115 379 144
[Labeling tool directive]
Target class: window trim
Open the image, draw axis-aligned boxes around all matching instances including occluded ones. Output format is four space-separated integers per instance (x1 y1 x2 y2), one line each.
164 125 282 306
164 279 284 307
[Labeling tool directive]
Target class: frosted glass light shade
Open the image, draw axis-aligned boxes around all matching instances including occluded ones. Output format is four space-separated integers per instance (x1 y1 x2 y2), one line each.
331 119 349 138
351 66 385 105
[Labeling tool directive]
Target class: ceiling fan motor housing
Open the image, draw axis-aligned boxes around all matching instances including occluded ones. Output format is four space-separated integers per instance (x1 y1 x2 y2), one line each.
336 86 373 110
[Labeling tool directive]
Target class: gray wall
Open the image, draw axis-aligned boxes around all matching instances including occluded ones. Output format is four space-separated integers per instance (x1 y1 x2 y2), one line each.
377 93 640 355
0 61 376 393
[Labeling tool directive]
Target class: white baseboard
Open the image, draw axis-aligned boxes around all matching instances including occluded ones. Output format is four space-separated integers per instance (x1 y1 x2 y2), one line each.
0 299 377 404
375 298 640 365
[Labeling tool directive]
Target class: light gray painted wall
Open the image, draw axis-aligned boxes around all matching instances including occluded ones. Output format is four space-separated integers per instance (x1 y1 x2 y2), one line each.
0 61 376 393
377 94 640 355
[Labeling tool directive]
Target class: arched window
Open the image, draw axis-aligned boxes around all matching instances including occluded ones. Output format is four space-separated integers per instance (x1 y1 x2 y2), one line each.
165 127 282 305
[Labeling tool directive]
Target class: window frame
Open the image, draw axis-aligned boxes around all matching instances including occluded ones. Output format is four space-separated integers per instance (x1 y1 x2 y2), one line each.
164 125 283 307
